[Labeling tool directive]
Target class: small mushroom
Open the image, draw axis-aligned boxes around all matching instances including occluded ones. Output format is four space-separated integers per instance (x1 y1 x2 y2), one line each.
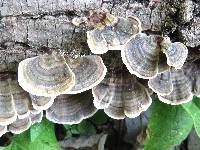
65 55 107 94
46 91 97 124
87 16 142 54
92 52 152 119
161 37 188 69
148 70 173 96
18 52 75 97
154 69 193 105
121 33 160 79
29 94 55 111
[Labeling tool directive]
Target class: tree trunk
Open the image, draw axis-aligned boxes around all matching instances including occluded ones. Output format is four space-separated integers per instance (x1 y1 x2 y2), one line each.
0 0 199 148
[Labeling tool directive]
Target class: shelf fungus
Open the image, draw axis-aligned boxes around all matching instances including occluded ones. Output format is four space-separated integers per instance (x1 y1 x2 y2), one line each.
0 111 43 136
86 14 142 54
121 33 188 79
18 52 75 97
65 55 107 94
46 91 97 124
0 73 34 125
149 68 193 105
92 52 152 119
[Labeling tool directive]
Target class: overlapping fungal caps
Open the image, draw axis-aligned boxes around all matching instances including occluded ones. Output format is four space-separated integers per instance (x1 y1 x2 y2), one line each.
121 33 188 79
148 68 193 105
0 111 43 136
46 91 97 124
0 73 33 125
0 72 43 136
92 52 152 119
65 55 107 94
18 52 75 97
85 13 142 54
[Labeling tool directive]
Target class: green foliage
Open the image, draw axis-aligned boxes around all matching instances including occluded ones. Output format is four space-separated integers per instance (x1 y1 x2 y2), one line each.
0 118 61 150
90 110 109 125
63 110 108 139
64 120 96 139
182 97 200 137
145 100 193 150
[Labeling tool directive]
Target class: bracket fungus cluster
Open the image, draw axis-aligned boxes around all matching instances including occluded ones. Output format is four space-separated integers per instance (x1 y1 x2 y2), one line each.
92 52 152 119
0 72 42 136
0 10 198 137
73 11 142 54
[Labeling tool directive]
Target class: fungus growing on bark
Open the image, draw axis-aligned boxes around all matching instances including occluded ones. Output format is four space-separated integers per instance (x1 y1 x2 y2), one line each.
92 51 152 119
85 13 142 54
18 52 75 97
122 33 188 79
65 55 107 94
149 68 193 105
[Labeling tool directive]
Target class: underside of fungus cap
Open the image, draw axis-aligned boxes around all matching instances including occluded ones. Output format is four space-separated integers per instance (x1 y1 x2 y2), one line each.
158 68 193 105
148 70 173 96
161 38 188 69
18 52 75 97
46 91 97 124
121 33 161 79
92 51 152 119
8 116 31 134
65 55 107 94
29 94 55 111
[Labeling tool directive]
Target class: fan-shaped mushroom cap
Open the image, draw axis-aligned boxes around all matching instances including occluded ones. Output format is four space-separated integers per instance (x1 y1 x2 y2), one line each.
0 125 7 137
158 69 193 105
92 51 152 119
161 38 188 69
29 94 55 111
18 52 75 97
148 71 173 96
65 55 107 94
46 91 97 124
93 69 152 119
87 16 142 54
122 33 160 79
8 116 31 134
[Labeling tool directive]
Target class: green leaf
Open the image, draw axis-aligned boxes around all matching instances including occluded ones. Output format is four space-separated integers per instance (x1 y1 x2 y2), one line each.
77 120 96 135
0 118 61 150
145 100 193 150
182 97 200 137
90 110 109 125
